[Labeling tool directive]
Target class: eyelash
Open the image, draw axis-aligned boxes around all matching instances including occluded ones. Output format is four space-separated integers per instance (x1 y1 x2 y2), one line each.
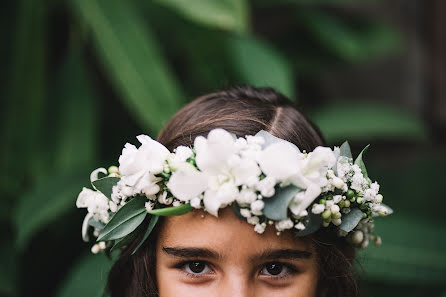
175 260 298 280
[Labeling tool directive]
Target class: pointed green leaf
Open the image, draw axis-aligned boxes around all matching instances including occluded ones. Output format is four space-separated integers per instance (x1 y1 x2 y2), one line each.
147 203 193 216
110 223 143 253
98 196 147 241
92 176 120 200
339 208 364 233
263 185 301 221
354 144 370 180
132 215 160 255
339 141 352 159
154 0 249 33
70 0 183 132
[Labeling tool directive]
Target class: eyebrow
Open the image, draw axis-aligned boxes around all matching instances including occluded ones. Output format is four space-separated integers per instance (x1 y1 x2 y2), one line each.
162 247 311 261
163 247 220 259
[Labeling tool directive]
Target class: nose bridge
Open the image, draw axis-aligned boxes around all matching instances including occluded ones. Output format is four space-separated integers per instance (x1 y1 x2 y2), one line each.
217 268 254 297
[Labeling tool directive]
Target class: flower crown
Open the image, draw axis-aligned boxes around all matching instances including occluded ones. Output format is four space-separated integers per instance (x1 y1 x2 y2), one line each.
76 129 392 254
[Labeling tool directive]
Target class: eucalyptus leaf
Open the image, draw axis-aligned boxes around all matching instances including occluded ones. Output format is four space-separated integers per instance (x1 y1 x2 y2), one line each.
92 176 120 200
147 203 193 216
263 185 301 221
339 208 364 233
339 141 352 159
295 212 322 237
98 196 147 241
132 215 160 255
354 144 370 180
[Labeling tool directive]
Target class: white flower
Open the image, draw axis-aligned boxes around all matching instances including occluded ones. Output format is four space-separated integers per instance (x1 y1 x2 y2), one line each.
90 168 107 184
236 188 257 205
158 191 173 205
118 135 169 196
254 223 266 234
275 218 294 231
351 173 368 193
257 141 303 182
333 195 343 204
255 176 276 197
145 201 154 211
203 181 239 216
250 200 265 216
190 197 201 209
295 222 305 230
76 187 110 224
240 208 251 218
311 203 325 214
167 166 207 201
247 216 260 225
289 184 321 217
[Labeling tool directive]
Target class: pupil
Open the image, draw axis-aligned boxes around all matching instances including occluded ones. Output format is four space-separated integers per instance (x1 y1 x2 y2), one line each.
189 261 205 273
266 263 283 275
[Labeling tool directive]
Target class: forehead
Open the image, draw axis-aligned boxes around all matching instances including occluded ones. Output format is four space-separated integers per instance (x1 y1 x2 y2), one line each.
157 207 312 255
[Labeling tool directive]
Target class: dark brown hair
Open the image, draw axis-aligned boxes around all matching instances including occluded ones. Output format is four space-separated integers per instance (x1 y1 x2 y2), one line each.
106 85 358 297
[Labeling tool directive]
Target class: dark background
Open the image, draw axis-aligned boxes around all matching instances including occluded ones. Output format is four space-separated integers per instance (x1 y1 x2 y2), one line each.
1 0 445 296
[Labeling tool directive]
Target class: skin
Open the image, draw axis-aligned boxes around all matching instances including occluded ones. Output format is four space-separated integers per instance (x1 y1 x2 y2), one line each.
156 207 319 297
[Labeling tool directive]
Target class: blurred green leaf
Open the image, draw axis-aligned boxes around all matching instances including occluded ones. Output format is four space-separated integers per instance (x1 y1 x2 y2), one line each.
153 0 249 33
132 214 159 254
311 101 428 142
298 9 400 62
0 0 47 198
358 214 446 284
98 196 147 241
52 50 98 172
14 169 87 249
0 240 17 296
227 36 295 98
70 0 183 133
57 253 113 297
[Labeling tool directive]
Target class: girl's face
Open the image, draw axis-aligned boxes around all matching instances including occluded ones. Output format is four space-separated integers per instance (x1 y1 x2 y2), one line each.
156 207 319 297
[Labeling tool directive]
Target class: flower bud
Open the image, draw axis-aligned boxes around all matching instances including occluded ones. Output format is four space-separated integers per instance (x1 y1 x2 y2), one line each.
330 205 340 213
375 194 383 203
332 176 345 189
332 218 342 226
322 210 332 220
351 231 364 245
346 189 355 199
91 244 100 254
108 166 119 174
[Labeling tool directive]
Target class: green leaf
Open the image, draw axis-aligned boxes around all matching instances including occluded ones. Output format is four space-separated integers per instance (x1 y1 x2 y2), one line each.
354 144 370 180
339 141 352 159
98 196 147 241
263 185 301 220
56 253 114 297
154 0 249 33
232 202 245 220
70 0 183 132
298 9 400 62
14 169 88 249
295 212 322 237
110 223 143 253
92 176 120 200
310 101 428 143
147 203 193 216
0 240 17 296
339 207 363 233
132 215 160 255
227 35 295 99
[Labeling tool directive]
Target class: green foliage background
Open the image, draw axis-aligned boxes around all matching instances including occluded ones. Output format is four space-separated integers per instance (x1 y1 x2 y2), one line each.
0 0 445 296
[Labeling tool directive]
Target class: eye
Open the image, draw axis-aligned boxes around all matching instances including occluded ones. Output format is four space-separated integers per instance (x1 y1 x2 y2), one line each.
182 261 213 275
260 262 295 278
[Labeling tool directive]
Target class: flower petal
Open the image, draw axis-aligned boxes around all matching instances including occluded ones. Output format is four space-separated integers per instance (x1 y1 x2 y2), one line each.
167 167 208 201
